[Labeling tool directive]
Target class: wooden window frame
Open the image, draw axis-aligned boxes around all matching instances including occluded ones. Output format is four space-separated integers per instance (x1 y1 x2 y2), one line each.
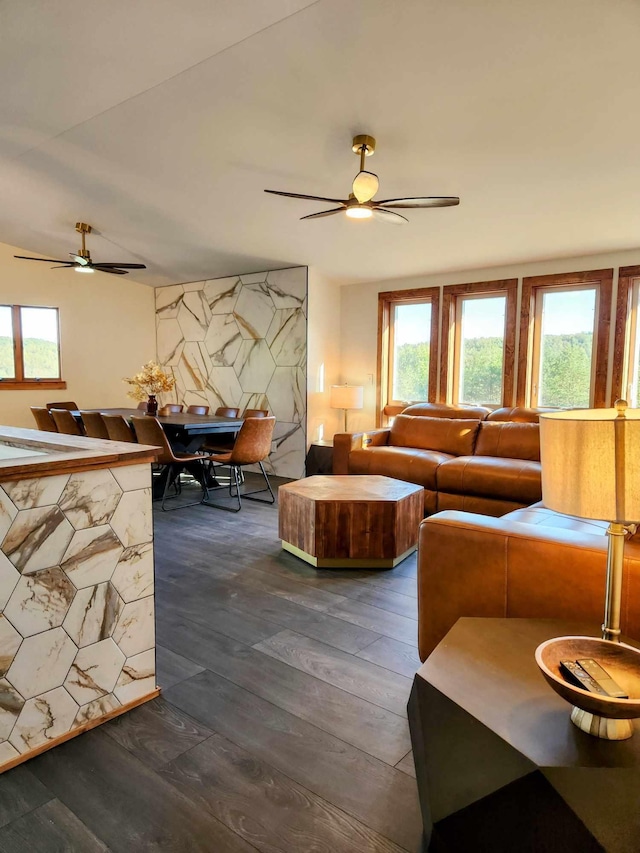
611 265 640 405
516 269 613 408
377 286 440 425
439 279 517 407
0 304 66 391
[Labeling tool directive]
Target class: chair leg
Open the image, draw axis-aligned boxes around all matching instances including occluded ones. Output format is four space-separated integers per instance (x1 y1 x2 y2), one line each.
242 462 276 505
161 460 210 511
200 464 242 512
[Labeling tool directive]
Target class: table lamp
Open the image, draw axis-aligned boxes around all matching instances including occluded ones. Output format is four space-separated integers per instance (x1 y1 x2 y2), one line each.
536 401 640 739
330 384 364 432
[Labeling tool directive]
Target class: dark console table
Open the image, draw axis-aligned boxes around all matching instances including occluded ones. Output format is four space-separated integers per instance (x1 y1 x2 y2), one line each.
408 618 640 852
305 439 334 476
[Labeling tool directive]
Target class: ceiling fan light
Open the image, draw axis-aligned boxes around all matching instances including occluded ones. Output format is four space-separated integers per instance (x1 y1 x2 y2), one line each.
345 206 373 220
75 265 95 273
352 170 379 203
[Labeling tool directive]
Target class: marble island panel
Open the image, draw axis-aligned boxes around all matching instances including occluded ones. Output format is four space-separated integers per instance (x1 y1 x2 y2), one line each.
0 428 159 773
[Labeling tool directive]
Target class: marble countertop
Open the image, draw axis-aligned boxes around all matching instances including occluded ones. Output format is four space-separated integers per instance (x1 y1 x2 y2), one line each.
0 427 159 482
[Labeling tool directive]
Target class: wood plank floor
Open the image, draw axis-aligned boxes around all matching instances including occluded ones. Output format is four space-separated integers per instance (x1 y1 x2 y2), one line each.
0 476 424 852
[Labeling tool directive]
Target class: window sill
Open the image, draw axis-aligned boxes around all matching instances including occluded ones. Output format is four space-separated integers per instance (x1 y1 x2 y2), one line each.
0 380 67 391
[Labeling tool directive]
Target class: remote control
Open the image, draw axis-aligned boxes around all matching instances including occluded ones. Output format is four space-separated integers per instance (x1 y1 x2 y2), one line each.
559 660 609 695
576 658 628 699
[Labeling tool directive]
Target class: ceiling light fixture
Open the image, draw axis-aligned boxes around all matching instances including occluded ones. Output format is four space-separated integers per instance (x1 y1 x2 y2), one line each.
265 134 460 224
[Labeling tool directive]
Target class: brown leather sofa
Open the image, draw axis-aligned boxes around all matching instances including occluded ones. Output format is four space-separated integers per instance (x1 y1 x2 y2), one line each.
333 403 546 515
416 503 640 660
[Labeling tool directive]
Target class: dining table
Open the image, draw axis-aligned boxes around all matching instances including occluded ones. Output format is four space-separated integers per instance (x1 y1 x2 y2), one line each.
74 408 244 452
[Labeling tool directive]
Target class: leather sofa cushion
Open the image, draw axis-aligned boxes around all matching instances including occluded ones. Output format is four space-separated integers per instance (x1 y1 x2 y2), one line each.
475 421 540 461
401 403 489 420
436 455 542 503
390 415 480 455
348 446 453 490
501 504 610 537
486 406 557 423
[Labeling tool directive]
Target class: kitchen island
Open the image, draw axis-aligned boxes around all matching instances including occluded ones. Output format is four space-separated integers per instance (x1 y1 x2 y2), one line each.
0 426 159 772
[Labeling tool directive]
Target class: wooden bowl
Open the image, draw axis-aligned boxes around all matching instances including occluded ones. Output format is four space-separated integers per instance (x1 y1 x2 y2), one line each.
536 636 640 735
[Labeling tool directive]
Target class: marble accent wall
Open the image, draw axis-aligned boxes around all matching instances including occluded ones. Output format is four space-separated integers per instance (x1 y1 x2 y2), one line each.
156 267 307 479
0 464 154 769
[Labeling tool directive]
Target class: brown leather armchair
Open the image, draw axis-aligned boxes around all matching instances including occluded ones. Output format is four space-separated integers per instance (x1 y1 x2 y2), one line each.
417 503 640 661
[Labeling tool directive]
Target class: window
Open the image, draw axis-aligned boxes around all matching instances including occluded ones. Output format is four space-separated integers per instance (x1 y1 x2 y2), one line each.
440 279 517 408
531 286 596 408
611 266 640 406
0 305 65 390
377 287 439 422
517 270 613 408
454 294 506 406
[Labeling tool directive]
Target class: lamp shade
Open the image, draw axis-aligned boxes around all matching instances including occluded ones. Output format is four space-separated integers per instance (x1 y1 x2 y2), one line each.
330 385 364 410
540 407 640 523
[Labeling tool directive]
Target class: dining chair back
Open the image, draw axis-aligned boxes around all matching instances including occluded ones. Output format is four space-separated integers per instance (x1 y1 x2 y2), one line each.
187 405 209 415
243 408 269 418
215 407 240 418
137 402 148 411
203 416 276 512
46 401 78 411
31 407 57 432
50 409 83 435
102 414 136 443
131 416 212 510
158 404 183 414
80 411 109 439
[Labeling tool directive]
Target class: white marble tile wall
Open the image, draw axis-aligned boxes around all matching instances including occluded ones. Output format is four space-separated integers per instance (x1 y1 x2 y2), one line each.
156 267 307 478
0 463 155 770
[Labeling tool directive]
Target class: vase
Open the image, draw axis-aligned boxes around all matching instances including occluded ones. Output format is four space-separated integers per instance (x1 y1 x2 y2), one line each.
146 395 158 416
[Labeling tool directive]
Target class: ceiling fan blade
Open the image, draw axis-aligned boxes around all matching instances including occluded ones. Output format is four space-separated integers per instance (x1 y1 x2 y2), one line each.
14 255 70 264
265 189 346 205
69 253 89 265
97 267 128 275
92 262 147 269
300 208 345 221
375 196 460 208
372 208 409 224
352 170 379 203
50 264 76 269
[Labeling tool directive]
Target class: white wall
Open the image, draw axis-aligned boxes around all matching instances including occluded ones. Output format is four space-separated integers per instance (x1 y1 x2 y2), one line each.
0 240 156 427
307 268 342 443
340 249 640 427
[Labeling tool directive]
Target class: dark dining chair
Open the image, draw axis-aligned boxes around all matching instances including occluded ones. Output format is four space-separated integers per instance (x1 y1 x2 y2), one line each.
243 408 269 418
31 407 57 432
131 416 213 510
136 402 148 411
215 407 240 418
50 408 83 435
80 411 109 439
158 404 183 415
102 414 136 443
202 416 276 512
187 405 209 415
46 401 79 411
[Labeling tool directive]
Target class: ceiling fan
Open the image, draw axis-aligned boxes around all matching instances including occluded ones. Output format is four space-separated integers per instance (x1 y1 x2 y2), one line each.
265 134 460 224
14 222 147 275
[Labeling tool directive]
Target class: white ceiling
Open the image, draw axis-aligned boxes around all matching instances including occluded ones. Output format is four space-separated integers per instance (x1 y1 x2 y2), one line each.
1 0 640 288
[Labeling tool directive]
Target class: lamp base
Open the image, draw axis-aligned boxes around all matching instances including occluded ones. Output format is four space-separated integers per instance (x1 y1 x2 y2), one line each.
570 706 634 740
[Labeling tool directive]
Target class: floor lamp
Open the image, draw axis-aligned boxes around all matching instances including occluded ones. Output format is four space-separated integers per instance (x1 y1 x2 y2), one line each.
536 401 640 738
330 385 364 433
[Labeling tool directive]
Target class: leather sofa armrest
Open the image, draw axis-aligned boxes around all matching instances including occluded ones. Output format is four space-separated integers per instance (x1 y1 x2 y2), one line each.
416 510 634 661
333 429 390 474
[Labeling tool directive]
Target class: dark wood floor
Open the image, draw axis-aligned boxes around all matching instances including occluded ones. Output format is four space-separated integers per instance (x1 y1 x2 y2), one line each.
0 476 424 852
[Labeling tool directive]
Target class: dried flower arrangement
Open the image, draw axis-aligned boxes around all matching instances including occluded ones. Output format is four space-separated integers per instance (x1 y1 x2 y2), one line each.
123 361 175 402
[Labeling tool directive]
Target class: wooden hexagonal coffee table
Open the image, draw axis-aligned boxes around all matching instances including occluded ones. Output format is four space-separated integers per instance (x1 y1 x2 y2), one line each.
278 475 424 568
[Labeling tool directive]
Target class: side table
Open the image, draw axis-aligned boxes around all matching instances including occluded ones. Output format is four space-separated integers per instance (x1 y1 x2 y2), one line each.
305 439 334 476
408 618 640 852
